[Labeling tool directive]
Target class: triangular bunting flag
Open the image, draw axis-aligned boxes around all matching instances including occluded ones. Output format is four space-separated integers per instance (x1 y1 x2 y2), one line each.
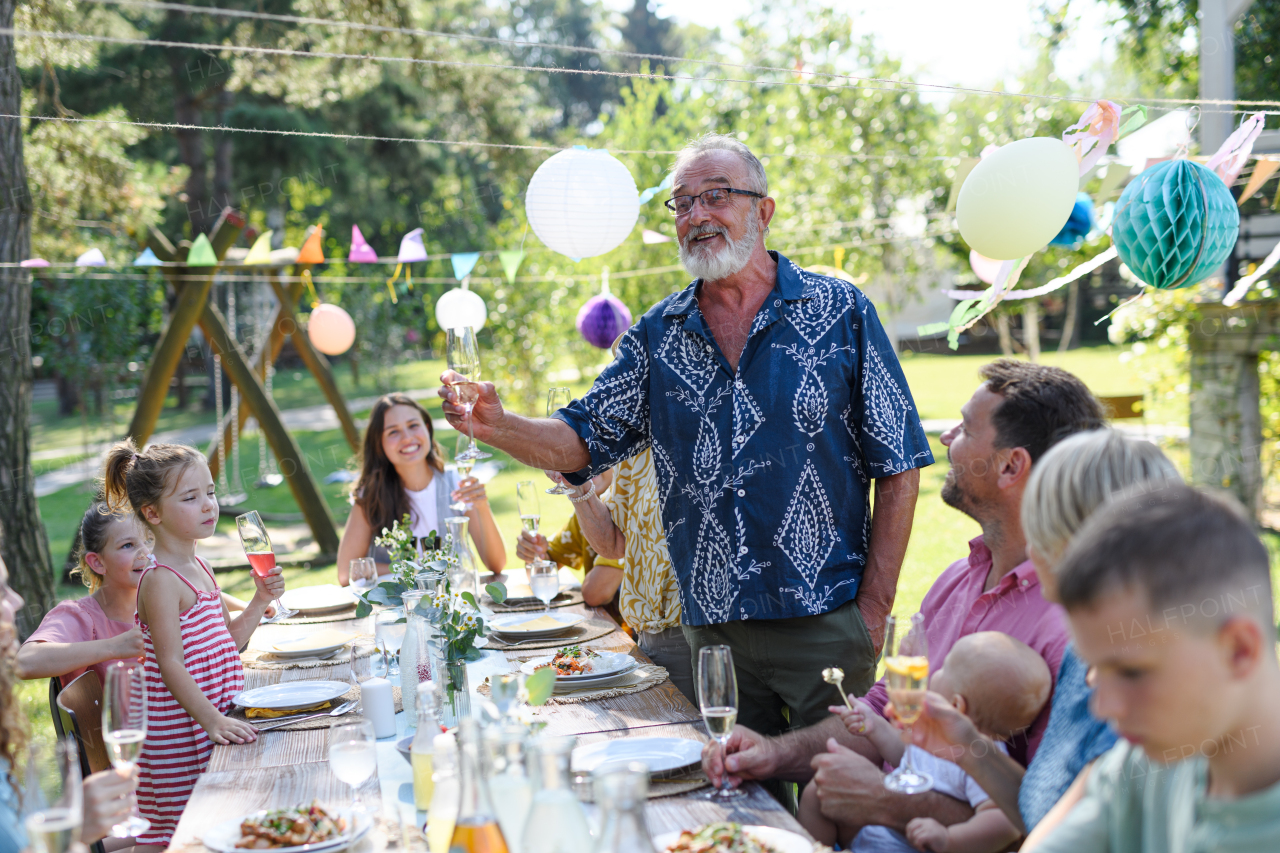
397 228 427 263
451 252 480 281
641 229 671 244
1239 158 1280 206
187 234 217 266
637 173 675 204
297 226 325 264
243 231 274 264
349 224 378 263
133 247 162 266
75 248 106 267
498 250 525 285
946 158 981 213
20 258 50 268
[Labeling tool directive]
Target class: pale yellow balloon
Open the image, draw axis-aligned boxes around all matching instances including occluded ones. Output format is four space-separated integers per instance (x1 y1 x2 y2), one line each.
956 137 1079 260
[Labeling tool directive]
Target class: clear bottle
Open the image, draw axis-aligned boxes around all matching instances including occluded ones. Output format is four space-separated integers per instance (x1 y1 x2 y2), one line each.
425 732 459 853
445 516 479 600
521 737 592 853
412 682 443 810
400 590 430 726
483 726 533 853
447 718 509 853
592 763 656 853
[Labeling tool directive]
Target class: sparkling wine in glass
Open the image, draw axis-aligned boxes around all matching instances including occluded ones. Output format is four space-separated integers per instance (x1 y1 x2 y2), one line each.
883 613 933 795
236 510 295 623
544 388 573 495
516 480 540 540
101 661 150 838
22 738 83 853
698 644 745 800
528 560 559 615
451 431 476 513
329 718 378 817
446 327 491 462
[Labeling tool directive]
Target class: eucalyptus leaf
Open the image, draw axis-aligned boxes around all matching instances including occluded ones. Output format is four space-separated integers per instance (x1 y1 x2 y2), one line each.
354 600 372 619
485 582 508 605
460 591 479 609
525 667 556 706
461 646 484 663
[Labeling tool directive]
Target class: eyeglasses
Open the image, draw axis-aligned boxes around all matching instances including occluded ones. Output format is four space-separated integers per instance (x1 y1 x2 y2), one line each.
664 187 764 216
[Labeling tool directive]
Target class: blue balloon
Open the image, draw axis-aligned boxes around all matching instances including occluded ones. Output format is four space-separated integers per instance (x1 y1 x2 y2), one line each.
1049 193 1096 247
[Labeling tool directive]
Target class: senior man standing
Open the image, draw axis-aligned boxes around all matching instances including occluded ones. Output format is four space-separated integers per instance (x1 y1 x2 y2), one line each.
439 134 932 735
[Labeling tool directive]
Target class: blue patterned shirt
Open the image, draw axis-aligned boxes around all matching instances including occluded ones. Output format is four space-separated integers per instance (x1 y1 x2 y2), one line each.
1020 644 1119 829
554 252 933 626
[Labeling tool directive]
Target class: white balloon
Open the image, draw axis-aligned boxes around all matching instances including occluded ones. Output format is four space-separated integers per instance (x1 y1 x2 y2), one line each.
435 288 488 332
956 137 1079 260
525 148 640 259
307 303 355 356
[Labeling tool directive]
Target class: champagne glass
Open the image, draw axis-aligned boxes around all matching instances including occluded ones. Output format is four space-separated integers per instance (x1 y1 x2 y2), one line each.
528 560 559 615
544 388 573 494
698 645 745 800
516 480 540 541
329 718 378 817
883 613 933 794
235 510 295 623
446 327 491 462
101 662 150 838
22 738 83 853
450 431 475 513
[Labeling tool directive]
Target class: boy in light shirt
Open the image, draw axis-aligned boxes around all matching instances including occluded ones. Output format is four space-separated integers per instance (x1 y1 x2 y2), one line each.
801 632 1050 852
1026 485 1280 852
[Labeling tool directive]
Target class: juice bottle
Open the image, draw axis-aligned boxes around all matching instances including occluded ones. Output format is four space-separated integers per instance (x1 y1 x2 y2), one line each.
425 733 458 853
412 682 441 809
446 719 509 853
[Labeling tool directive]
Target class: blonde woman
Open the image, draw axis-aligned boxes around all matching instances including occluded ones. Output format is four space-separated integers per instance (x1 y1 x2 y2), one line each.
903 429 1181 839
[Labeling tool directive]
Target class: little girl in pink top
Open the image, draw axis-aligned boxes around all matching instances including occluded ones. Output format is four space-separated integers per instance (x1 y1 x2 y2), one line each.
104 439 283 848
18 501 148 687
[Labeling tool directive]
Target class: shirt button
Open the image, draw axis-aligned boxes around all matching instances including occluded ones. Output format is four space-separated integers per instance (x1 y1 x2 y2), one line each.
774 300 781 307
705 345 713 353
738 546 749 555
1021 579 1029 587
734 436 745 444
737 489 746 497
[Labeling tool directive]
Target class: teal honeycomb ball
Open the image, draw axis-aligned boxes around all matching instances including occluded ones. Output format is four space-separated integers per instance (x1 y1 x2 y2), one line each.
1112 158 1239 289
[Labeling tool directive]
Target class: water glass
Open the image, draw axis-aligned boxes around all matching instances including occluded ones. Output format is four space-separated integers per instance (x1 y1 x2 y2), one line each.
329 718 378 815
351 639 378 710
528 560 559 614
375 609 405 678
490 672 525 718
350 557 378 589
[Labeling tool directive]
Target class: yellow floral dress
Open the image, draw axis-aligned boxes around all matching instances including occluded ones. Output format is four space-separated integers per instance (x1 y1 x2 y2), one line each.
609 448 681 633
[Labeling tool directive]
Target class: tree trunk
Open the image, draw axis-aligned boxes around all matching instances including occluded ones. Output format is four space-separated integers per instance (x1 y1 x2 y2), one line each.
0 0 55 632
996 312 1014 356
1058 279 1081 353
1023 301 1041 362
167 22 209 235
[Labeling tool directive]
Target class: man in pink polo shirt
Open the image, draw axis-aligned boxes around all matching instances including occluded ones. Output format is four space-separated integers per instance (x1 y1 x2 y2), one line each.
703 359 1102 833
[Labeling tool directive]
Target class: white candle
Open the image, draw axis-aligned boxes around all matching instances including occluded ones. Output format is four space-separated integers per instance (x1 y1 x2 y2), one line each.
361 676 397 738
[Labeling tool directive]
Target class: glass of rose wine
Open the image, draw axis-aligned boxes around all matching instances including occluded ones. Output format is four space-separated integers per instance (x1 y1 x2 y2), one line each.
236 510 295 623
698 644 745 800
883 613 933 794
102 661 149 838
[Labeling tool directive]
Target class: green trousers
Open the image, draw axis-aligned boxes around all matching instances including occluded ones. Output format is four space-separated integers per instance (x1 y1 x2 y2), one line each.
681 599 877 736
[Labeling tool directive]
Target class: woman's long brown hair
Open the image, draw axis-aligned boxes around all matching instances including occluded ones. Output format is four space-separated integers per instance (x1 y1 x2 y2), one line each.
355 394 446 534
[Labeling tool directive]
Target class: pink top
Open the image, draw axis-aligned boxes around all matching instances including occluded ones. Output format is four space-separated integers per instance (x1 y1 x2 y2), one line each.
864 536 1069 766
24 595 135 687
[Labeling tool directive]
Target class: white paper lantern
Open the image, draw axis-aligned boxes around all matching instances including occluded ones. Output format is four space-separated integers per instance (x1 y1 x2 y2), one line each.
525 148 640 259
435 288 488 332
308 303 356 355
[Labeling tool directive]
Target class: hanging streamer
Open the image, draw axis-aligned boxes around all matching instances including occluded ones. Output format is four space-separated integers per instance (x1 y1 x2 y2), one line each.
1206 113 1267 188
943 246 1119 301
1224 240 1280 306
1062 100 1123 176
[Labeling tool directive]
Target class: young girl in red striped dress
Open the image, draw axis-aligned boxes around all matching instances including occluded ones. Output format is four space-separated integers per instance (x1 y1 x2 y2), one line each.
104 439 284 848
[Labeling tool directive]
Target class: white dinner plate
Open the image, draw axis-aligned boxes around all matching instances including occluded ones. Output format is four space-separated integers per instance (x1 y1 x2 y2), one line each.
550 667 647 694
572 737 704 775
520 651 636 682
203 807 371 853
279 584 358 614
268 630 356 660
231 680 350 711
654 826 812 853
489 612 584 638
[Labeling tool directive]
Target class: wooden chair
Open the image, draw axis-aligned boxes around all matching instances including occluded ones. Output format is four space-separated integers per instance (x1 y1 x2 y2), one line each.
55 670 110 776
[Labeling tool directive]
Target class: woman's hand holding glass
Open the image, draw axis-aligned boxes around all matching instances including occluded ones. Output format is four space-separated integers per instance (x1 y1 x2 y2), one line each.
515 530 550 563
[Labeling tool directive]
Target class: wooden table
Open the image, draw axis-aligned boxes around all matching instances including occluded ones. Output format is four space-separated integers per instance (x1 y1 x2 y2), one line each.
168 599 811 852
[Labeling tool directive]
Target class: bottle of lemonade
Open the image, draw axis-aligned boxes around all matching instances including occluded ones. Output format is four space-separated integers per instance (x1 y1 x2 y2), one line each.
425 732 459 853
412 681 442 810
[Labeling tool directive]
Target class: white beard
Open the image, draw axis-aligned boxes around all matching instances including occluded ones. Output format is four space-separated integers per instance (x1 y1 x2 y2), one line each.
678 209 760 282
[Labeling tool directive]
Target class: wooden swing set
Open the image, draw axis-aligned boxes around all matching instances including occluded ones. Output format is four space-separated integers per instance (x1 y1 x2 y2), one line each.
126 207 360 557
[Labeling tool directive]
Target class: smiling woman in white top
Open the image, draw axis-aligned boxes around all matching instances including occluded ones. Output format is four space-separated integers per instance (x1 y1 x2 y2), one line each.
336 393 505 585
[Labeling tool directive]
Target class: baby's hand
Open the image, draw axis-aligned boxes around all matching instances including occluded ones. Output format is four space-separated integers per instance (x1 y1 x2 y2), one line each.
830 696 877 736
205 714 258 745
905 817 950 852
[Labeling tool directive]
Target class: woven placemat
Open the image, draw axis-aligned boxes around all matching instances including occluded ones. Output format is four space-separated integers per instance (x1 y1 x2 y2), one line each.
241 643 379 671
485 589 584 613
484 618 617 652
274 605 360 625
231 684 402 731
574 771 710 801
479 664 667 705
